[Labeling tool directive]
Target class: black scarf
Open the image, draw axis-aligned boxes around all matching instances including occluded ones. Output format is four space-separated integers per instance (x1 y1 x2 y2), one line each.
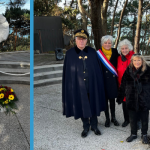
121 54 127 62
132 66 143 94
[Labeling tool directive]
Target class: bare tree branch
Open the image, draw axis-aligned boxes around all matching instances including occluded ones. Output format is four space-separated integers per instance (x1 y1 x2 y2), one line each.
70 0 74 7
77 0 91 19
134 0 143 53
142 3 150 11
111 0 119 36
131 4 138 10
115 0 128 48
101 0 109 34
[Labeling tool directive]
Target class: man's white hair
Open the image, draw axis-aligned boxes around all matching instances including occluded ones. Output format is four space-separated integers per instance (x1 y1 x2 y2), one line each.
101 35 113 47
118 39 133 54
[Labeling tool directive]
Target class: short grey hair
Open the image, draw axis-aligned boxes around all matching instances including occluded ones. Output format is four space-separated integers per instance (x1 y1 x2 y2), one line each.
101 35 113 47
118 39 133 54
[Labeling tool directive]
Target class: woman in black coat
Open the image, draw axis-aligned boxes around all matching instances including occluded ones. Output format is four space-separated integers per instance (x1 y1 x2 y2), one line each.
117 54 150 144
97 35 119 127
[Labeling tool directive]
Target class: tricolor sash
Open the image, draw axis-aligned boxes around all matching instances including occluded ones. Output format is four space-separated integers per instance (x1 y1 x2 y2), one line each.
97 49 118 77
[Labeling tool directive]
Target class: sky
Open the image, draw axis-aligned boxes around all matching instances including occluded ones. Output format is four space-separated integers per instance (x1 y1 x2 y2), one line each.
0 0 30 14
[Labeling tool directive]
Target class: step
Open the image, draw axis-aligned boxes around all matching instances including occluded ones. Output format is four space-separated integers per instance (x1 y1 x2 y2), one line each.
34 77 62 87
34 64 63 73
0 76 30 85
0 68 30 77
34 70 62 81
0 61 30 69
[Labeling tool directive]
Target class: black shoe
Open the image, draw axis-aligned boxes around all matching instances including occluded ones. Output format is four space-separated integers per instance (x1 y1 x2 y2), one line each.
141 135 148 144
126 135 137 142
81 129 89 138
137 121 141 130
111 118 119 126
122 121 129 127
105 119 110 127
91 128 101 135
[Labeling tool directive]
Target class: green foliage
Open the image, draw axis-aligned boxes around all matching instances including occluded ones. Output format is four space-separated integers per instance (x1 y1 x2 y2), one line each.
34 0 55 16
0 36 30 52
1 0 30 52
61 7 80 30
4 7 30 28
33 0 150 53
107 0 150 53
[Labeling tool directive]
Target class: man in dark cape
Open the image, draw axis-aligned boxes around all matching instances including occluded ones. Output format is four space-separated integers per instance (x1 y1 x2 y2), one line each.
62 29 106 138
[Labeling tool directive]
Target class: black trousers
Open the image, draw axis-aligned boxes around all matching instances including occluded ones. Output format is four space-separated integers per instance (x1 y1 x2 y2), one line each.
105 98 116 119
128 110 149 135
122 102 141 122
81 116 98 130
122 101 129 122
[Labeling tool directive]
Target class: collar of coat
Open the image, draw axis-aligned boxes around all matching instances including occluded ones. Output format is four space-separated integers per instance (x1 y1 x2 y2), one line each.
121 51 134 62
75 46 88 54
126 65 148 79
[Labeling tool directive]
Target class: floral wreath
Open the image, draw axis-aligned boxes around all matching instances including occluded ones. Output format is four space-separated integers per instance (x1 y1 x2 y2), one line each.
0 85 18 114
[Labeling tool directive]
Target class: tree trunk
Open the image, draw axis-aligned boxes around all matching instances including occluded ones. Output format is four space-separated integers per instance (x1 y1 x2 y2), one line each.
134 0 143 54
77 0 87 30
142 15 147 55
89 0 103 49
146 34 150 55
132 14 136 48
14 28 18 50
114 0 128 48
110 0 119 36
101 0 109 35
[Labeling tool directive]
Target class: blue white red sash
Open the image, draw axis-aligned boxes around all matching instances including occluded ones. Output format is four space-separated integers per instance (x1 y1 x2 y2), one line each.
97 49 118 77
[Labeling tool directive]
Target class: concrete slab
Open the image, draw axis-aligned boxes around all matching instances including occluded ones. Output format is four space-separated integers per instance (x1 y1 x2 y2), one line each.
34 54 64 66
0 51 30 62
0 68 30 73
0 84 30 150
34 77 62 87
34 64 63 69
34 70 62 80
34 84 150 150
34 64 63 73
0 76 30 84
0 61 30 69
0 113 30 150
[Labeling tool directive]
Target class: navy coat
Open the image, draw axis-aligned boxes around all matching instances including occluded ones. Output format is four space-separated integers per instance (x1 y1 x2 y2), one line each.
100 48 119 99
62 46 106 119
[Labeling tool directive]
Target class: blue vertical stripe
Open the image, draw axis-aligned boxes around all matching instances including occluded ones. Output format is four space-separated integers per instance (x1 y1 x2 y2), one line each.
30 0 34 149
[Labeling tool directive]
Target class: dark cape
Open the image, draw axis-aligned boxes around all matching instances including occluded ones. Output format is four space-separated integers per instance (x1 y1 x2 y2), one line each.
62 46 106 119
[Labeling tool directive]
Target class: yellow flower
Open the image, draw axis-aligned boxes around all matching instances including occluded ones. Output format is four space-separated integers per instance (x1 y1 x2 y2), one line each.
0 88 5 91
0 93 4 99
9 95 14 100
11 89 14 92
0 88 3 91
4 100 9 104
